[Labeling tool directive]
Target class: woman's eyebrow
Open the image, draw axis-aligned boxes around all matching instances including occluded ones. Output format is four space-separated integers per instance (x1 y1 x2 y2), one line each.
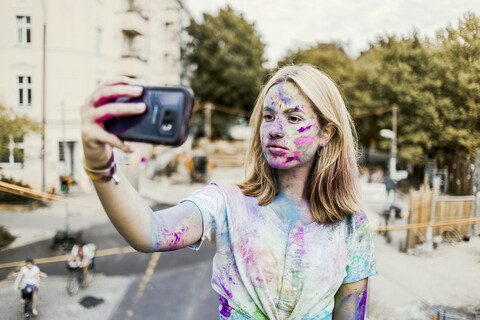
263 105 274 112
284 106 305 114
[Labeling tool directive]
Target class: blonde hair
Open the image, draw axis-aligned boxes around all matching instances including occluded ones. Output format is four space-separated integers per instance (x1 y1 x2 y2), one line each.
238 64 360 223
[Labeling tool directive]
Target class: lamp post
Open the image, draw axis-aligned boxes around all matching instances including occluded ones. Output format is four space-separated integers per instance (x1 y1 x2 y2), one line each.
380 128 396 178
380 104 398 178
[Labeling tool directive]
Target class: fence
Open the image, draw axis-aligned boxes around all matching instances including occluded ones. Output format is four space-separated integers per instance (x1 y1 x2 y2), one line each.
405 186 480 249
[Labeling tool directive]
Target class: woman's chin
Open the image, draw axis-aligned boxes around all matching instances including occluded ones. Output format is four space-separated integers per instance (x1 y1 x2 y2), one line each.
267 160 292 170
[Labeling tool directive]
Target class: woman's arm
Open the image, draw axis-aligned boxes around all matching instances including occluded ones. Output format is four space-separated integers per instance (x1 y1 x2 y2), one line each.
333 278 368 320
13 272 23 289
81 78 203 252
93 176 203 252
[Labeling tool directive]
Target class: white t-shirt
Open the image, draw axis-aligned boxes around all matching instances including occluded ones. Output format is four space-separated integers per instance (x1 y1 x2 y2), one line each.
183 182 377 320
20 265 40 286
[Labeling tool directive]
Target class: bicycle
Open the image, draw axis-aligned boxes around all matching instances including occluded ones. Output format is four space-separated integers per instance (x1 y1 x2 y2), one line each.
20 285 35 319
66 260 94 296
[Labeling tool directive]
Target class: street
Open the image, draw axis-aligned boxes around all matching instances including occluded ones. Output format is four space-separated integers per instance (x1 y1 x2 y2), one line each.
0 215 219 320
1 183 479 320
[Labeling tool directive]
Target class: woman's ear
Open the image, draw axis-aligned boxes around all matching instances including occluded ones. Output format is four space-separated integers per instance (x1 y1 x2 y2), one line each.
321 123 336 145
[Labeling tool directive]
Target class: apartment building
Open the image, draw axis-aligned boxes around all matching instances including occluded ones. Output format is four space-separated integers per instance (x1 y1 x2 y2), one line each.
0 0 188 192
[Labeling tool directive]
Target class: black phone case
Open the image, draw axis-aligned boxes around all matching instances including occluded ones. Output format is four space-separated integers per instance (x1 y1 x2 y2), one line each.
104 86 194 146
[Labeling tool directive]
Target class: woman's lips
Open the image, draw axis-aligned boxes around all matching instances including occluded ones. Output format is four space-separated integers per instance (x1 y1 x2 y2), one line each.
267 146 288 155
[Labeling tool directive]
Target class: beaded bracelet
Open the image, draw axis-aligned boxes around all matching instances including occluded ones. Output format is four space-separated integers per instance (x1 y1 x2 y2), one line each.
83 154 120 184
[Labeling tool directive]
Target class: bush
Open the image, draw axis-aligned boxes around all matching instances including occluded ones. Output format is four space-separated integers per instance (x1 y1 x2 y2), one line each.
0 226 16 249
0 175 37 204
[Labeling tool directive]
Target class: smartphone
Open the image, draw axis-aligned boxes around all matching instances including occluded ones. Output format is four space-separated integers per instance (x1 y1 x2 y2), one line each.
104 86 194 146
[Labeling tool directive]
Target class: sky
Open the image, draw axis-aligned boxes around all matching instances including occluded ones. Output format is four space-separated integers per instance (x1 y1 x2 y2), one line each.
184 0 480 67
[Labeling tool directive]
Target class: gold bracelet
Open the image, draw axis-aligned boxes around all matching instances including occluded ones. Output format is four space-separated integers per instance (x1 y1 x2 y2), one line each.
83 154 119 184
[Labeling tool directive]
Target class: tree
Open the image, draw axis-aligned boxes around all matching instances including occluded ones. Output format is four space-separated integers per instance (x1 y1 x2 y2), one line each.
349 33 442 166
0 104 39 165
185 6 267 112
346 12 480 194
432 12 480 193
277 42 354 86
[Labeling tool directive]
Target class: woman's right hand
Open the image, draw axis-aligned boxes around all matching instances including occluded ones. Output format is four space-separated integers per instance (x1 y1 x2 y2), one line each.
80 77 146 169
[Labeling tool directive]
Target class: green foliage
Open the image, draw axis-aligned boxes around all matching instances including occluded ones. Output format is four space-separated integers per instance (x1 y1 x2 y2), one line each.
0 175 36 203
433 12 480 158
352 33 443 164
277 42 354 85
0 104 39 137
0 104 40 163
185 6 268 112
0 225 16 250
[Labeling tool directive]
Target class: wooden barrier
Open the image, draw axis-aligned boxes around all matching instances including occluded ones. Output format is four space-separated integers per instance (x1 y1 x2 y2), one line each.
406 186 480 249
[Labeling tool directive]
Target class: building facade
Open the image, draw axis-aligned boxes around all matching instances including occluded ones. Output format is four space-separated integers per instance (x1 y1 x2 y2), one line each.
0 0 188 192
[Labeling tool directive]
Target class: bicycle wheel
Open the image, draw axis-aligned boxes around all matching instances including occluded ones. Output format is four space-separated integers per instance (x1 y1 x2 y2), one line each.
86 269 94 285
24 298 32 319
67 273 79 296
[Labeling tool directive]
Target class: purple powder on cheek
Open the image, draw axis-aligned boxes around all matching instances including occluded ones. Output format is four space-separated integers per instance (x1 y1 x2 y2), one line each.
285 155 302 163
297 125 312 133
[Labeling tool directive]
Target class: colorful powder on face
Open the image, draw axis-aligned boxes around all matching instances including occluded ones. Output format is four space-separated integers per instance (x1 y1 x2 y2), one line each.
278 91 291 105
297 125 312 133
294 136 314 146
285 151 307 163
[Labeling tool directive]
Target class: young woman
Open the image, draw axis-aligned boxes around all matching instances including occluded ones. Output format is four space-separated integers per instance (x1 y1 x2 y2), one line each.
81 64 377 319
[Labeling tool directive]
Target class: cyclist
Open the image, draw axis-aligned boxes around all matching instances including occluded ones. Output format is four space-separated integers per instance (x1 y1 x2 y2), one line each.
67 242 95 287
14 258 42 316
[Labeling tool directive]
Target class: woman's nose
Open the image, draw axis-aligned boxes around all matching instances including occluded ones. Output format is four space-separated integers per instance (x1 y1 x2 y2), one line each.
269 119 284 138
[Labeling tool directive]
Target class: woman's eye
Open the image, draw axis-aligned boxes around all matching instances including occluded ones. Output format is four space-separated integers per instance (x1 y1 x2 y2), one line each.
288 116 302 123
263 114 274 121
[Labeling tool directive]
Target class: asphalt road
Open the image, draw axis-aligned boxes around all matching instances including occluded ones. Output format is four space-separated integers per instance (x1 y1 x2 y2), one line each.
0 204 219 320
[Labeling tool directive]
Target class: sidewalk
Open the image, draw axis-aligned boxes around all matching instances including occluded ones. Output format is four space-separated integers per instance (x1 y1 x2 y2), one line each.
1 190 108 250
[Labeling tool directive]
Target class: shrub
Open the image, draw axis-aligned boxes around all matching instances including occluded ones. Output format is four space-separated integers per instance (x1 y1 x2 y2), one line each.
0 175 37 204
0 226 16 249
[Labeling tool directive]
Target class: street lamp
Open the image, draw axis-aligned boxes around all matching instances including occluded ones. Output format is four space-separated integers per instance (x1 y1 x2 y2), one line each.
380 129 396 179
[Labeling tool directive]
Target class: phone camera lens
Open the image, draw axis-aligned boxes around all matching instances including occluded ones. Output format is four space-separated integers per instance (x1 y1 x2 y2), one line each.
162 123 173 131
160 109 176 133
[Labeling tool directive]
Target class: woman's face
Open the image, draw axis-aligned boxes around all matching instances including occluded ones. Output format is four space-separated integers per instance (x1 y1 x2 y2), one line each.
260 81 322 170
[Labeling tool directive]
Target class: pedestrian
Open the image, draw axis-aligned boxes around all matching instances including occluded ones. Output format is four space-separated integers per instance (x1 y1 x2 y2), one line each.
370 166 384 183
14 258 44 316
67 242 96 287
81 64 377 319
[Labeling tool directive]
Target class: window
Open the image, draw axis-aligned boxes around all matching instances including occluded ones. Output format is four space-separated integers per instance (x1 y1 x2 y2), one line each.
18 76 32 106
58 141 65 161
16 16 31 45
0 135 24 167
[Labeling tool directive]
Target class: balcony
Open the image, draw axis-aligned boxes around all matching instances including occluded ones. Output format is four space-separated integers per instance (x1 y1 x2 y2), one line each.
163 7 179 26
119 56 147 79
120 11 147 36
